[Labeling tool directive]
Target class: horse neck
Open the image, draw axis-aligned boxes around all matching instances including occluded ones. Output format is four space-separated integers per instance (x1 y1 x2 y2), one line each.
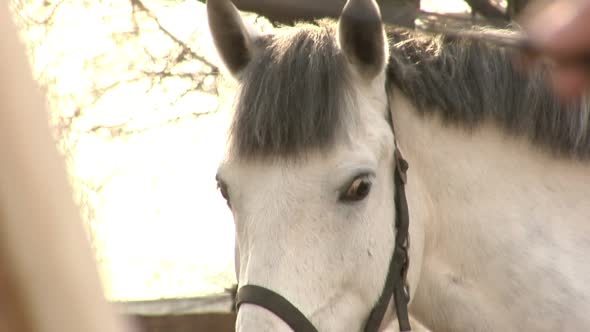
390 88 590 330
391 87 590 240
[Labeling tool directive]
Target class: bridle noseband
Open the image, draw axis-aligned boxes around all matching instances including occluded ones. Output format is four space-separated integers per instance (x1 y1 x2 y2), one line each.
234 102 412 332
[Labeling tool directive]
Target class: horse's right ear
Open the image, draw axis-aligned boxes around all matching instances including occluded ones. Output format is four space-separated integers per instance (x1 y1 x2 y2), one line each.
207 0 254 76
338 0 386 80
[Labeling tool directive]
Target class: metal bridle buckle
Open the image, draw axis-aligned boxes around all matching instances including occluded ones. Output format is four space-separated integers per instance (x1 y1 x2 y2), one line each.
403 284 411 303
401 234 411 303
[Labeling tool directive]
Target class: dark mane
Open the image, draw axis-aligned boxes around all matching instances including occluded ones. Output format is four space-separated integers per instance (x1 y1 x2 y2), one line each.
230 23 352 159
386 27 590 159
230 22 590 160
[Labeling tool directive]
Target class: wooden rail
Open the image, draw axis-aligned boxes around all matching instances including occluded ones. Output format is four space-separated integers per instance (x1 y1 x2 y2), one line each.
117 295 236 332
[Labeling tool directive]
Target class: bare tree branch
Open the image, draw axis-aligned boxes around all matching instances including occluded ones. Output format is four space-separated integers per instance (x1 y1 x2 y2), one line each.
130 0 219 71
87 110 215 137
11 0 65 25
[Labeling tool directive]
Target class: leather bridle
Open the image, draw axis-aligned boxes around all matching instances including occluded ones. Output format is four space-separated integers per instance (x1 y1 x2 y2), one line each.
234 100 412 332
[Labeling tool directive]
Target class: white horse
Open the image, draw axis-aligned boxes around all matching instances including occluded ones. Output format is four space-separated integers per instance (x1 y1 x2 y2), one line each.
207 0 590 331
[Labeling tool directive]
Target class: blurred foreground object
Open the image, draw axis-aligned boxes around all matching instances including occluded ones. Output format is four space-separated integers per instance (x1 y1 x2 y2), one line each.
0 4 130 332
522 0 590 98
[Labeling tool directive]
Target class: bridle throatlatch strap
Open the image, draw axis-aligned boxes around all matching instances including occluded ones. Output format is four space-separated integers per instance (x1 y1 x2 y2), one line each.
363 149 412 332
236 284 319 332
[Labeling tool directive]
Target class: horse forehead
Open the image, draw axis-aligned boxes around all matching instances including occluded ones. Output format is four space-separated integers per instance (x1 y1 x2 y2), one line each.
224 138 382 173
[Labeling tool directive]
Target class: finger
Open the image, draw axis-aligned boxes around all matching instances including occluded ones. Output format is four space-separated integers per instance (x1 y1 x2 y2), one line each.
549 64 590 100
523 0 590 59
511 49 541 74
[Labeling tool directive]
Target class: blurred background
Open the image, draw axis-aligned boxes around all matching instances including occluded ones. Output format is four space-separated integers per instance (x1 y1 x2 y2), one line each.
7 0 523 328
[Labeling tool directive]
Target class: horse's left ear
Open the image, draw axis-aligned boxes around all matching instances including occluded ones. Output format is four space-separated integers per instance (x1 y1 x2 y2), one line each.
338 0 387 80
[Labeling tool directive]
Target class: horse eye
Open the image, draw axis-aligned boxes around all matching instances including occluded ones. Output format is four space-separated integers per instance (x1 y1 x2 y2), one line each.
340 175 372 202
217 181 231 207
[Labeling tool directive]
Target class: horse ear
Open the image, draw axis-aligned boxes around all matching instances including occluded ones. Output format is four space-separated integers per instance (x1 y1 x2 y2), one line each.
338 0 387 80
207 0 254 76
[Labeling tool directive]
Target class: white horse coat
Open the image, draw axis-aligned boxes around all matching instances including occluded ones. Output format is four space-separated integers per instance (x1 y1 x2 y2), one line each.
208 0 590 330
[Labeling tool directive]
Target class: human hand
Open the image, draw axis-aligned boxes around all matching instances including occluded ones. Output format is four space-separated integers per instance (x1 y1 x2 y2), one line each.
522 0 590 99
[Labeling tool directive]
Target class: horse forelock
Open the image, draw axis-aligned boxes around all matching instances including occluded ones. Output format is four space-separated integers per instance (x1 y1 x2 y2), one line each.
229 22 358 160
